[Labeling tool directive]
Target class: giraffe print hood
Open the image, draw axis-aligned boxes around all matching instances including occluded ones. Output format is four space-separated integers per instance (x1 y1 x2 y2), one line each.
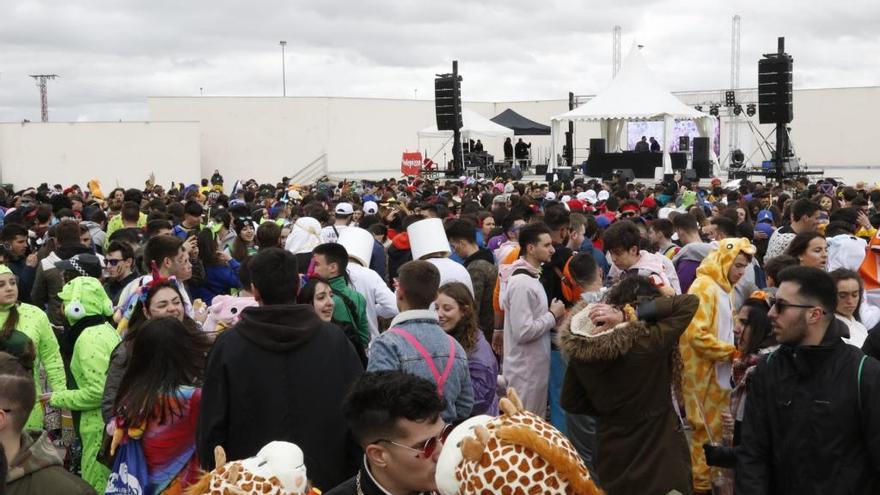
185 442 317 495
435 388 604 495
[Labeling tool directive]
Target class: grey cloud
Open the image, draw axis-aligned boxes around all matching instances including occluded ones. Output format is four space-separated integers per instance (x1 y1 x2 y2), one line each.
0 0 878 121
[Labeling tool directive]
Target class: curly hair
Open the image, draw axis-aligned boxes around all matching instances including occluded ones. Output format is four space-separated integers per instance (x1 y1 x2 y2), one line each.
437 282 479 353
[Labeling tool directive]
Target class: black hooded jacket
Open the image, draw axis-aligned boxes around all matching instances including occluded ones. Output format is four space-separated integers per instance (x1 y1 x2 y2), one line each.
197 303 364 491
735 319 880 494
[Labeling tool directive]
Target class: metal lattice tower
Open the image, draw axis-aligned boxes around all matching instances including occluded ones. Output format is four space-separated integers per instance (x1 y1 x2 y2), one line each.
29 74 58 122
730 15 741 90
612 26 622 78
728 15 741 154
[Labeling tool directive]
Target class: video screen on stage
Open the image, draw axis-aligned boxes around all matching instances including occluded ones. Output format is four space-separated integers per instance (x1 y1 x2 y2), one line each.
627 120 720 155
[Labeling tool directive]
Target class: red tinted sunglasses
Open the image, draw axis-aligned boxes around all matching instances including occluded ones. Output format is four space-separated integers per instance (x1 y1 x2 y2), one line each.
376 423 453 458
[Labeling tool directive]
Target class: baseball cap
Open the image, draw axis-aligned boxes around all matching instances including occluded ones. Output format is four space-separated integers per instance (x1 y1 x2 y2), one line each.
756 210 774 224
363 201 378 215
334 202 354 216
545 192 557 201
755 222 775 238
54 253 104 279
597 190 609 202
640 196 657 209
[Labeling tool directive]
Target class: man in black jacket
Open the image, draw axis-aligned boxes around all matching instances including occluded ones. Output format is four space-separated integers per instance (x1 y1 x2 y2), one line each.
197 248 364 491
736 266 880 494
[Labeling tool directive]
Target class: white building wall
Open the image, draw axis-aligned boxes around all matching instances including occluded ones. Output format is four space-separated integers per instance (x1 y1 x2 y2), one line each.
0 121 200 190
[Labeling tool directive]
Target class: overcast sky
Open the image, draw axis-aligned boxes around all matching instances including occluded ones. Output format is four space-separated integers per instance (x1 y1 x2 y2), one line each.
1 0 878 122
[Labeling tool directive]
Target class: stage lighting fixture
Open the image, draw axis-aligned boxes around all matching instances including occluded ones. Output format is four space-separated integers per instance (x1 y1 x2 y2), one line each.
709 105 720 116
746 103 756 117
733 104 743 116
725 90 736 107
694 105 703 112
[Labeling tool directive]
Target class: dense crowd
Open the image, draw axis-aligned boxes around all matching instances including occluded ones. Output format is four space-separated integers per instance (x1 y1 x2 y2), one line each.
0 171 879 495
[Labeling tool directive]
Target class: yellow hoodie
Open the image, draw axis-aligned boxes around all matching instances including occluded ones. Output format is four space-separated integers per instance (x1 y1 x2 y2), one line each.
680 237 756 491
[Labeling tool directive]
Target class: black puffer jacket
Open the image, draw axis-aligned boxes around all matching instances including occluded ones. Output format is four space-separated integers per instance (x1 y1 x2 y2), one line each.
736 319 880 494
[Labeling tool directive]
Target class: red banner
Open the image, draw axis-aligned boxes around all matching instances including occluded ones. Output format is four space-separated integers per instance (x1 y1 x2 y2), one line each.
401 152 423 176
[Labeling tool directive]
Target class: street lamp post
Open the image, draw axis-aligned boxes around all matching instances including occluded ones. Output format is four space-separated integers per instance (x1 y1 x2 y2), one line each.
279 40 287 97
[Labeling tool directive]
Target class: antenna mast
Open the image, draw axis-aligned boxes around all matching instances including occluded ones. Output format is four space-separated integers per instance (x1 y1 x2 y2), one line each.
29 74 58 122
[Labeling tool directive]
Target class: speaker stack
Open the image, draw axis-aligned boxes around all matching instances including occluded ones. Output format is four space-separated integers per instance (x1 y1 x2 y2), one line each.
434 75 462 131
692 137 712 178
758 54 793 125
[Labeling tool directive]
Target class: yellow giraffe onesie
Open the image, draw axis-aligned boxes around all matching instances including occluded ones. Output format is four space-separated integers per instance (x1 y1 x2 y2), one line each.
680 237 755 492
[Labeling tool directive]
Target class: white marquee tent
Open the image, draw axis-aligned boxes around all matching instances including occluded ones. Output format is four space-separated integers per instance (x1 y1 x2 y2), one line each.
550 44 716 175
418 108 515 139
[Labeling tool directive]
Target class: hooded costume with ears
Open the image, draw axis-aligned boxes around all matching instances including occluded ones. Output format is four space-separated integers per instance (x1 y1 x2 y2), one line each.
50 276 119 493
185 442 320 495
435 388 602 495
680 237 756 492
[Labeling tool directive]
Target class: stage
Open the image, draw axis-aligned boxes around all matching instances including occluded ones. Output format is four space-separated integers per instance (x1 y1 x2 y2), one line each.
585 151 689 179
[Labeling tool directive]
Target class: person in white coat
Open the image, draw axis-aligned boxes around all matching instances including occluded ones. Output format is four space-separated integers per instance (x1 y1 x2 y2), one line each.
338 227 399 343
499 223 565 415
407 218 474 297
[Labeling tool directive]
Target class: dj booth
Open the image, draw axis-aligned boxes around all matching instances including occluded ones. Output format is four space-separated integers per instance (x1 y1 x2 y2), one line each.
585 152 687 179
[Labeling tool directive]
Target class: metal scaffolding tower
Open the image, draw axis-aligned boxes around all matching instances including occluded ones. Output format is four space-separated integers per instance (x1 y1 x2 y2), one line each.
728 15 742 154
612 26 622 78
29 74 58 122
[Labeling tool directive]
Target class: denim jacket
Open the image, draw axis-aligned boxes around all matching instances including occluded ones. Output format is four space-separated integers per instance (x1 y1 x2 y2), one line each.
367 309 474 422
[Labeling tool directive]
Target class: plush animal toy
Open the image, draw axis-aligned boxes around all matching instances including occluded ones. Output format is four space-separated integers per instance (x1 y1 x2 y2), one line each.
87 179 104 201
185 442 319 495
202 295 257 333
435 388 603 495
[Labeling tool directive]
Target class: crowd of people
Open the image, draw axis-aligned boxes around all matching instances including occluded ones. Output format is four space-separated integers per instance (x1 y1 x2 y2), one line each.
0 170 879 494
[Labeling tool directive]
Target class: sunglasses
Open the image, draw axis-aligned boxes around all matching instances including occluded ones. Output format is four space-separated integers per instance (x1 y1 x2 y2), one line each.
106 259 126 266
768 298 824 314
376 423 453 459
620 211 637 218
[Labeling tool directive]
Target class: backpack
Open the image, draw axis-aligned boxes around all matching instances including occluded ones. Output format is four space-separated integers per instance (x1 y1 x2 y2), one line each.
333 290 369 367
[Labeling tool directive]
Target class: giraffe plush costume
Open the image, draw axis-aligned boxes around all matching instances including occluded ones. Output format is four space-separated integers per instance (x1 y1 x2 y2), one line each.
435 388 603 495
680 237 756 492
185 441 320 495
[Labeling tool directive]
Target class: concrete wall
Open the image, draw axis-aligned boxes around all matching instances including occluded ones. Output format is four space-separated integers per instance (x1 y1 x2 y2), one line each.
0 121 200 190
150 96 442 182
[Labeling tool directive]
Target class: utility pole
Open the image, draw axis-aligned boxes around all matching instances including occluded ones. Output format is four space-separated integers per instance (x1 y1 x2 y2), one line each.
279 41 287 96
612 26 622 78
29 74 58 122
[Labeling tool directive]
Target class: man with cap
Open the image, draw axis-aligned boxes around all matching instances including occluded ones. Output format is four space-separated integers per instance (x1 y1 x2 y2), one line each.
337 228 399 343
321 202 354 244
407 218 474 296
754 209 775 261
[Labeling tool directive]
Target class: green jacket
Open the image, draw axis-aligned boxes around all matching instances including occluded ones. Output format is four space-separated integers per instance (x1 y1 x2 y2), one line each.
103 212 147 251
1 303 67 430
6 429 96 495
50 321 119 493
328 275 370 346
